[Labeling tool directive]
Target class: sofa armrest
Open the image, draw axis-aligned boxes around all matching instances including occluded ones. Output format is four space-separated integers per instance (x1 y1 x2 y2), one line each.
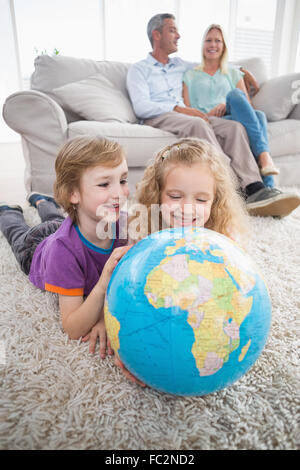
2 90 68 195
3 89 68 138
251 72 300 122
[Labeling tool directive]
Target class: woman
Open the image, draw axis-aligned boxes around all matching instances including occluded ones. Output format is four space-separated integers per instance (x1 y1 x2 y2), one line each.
183 24 279 183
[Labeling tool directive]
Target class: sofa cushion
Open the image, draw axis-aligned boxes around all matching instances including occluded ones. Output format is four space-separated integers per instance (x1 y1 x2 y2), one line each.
268 119 300 157
68 121 176 167
252 73 300 121
31 54 130 92
53 74 137 123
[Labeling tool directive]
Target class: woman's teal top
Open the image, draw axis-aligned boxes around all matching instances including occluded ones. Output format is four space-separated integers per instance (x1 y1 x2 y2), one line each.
183 67 244 113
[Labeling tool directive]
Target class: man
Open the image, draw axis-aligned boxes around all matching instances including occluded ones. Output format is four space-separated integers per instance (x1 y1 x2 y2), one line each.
127 13 300 218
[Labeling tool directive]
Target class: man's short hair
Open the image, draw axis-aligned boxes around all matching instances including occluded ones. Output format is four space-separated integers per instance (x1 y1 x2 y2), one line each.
147 13 175 46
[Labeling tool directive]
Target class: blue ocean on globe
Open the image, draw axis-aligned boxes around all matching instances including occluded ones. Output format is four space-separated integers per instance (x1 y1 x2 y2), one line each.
105 227 272 396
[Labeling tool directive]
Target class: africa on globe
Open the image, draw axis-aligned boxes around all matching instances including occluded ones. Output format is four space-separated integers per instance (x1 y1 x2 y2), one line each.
104 228 272 396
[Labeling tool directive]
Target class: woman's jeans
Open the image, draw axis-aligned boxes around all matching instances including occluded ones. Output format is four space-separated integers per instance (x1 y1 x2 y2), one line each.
0 200 64 275
224 88 274 188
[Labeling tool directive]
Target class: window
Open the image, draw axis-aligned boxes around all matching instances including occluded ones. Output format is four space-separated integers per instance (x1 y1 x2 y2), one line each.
294 14 300 72
232 0 277 75
104 0 178 62
175 0 231 62
14 0 103 88
0 0 21 141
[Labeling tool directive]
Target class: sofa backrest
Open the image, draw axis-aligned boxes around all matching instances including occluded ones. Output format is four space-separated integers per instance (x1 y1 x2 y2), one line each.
31 54 130 92
232 57 268 86
31 55 132 123
30 54 268 123
31 54 268 91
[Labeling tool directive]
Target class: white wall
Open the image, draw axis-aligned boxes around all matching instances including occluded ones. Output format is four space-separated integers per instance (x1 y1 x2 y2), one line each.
0 0 21 142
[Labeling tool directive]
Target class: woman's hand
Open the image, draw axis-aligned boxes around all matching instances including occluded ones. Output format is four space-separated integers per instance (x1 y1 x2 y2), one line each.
207 103 226 117
81 316 113 358
114 356 146 387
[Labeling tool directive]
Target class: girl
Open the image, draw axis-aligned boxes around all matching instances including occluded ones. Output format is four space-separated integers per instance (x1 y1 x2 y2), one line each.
132 138 249 243
114 137 249 385
0 136 131 359
182 24 279 185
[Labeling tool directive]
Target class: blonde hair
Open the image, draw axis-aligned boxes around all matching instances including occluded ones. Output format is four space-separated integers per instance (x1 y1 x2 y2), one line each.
54 136 125 224
135 138 248 241
196 24 229 74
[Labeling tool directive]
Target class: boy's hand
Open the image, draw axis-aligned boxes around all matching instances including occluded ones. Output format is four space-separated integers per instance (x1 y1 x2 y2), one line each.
81 317 113 359
98 245 132 294
114 356 146 387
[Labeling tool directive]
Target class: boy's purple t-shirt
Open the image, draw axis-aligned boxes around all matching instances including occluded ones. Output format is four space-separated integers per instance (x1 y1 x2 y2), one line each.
29 216 127 297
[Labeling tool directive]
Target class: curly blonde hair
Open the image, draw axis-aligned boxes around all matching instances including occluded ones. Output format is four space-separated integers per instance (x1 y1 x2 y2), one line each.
134 138 249 241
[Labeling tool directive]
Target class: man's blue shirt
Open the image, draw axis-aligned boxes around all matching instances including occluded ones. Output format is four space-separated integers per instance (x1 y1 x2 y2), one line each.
126 53 198 120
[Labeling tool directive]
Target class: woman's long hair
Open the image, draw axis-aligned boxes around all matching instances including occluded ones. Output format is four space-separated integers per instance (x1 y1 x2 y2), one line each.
196 23 229 74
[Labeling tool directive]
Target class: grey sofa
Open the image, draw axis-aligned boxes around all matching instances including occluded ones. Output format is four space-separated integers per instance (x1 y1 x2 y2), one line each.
3 54 300 194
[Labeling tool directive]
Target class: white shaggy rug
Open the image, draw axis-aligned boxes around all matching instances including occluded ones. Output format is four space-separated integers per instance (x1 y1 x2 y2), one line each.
0 192 300 450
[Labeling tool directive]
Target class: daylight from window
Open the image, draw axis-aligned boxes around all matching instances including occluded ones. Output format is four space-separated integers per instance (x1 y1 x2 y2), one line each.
12 0 281 82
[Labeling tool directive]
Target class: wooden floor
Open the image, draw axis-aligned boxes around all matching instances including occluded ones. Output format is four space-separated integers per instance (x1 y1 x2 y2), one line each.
0 141 27 206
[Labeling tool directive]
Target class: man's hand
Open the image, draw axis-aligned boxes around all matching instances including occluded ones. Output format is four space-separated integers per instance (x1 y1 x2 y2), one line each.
241 68 260 96
174 105 209 122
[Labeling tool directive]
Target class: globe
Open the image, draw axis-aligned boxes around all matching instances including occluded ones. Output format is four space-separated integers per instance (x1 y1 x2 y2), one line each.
104 227 272 396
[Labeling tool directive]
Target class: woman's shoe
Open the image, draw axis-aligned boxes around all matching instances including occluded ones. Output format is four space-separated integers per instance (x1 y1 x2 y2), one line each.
260 166 280 176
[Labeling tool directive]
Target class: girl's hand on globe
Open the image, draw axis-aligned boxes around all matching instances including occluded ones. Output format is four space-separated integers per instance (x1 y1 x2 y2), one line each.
98 245 133 294
114 356 146 387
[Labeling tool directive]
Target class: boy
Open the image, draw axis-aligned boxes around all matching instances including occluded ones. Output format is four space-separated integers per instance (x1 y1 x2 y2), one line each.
0 136 130 357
